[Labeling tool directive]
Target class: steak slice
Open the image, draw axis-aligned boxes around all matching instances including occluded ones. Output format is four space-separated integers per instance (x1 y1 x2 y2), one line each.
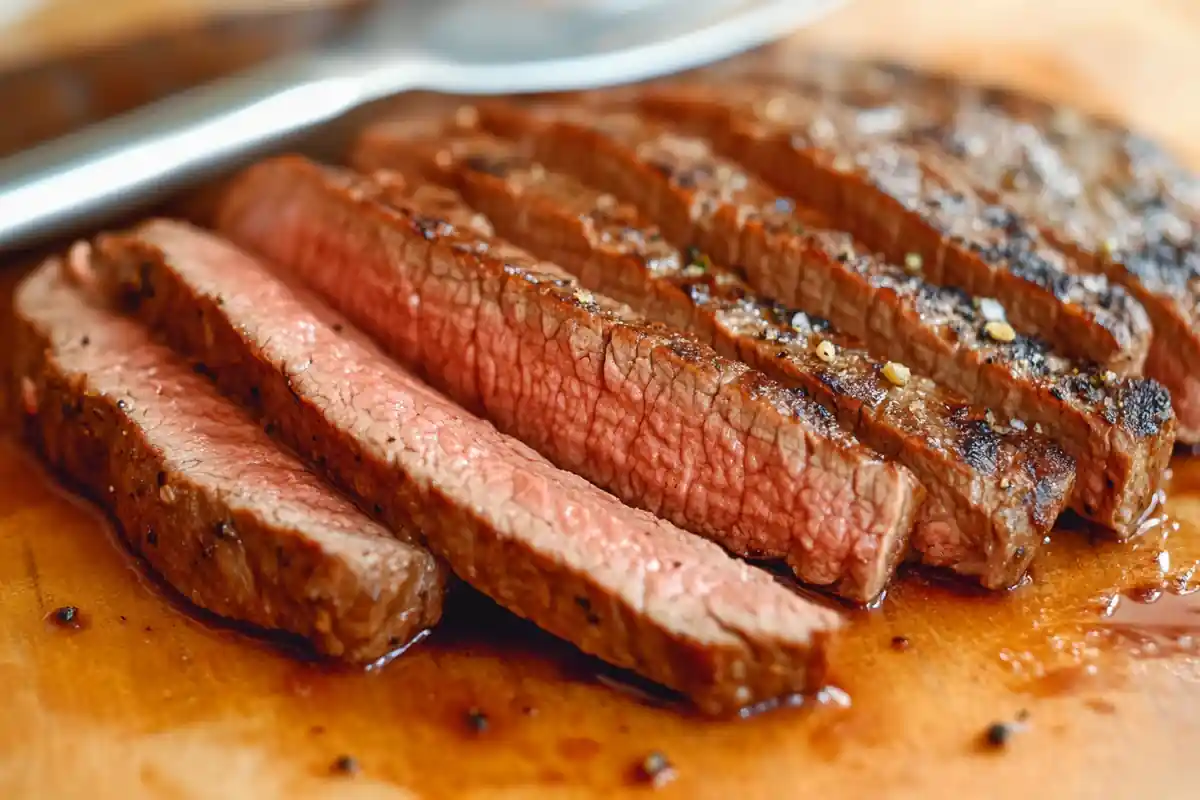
627 85 1152 376
209 156 924 602
11 256 444 662
471 103 1176 537
90 218 843 715
352 122 1076 587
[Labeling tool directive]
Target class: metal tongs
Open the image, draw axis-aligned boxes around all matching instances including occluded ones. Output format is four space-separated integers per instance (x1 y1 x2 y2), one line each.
0 0 842 254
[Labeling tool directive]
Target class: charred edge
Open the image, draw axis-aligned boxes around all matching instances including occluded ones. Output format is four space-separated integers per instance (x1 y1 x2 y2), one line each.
1118 379 1175 438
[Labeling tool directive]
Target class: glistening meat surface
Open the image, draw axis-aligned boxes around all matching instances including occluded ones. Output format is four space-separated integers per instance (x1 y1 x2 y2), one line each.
469 102 1175 537
210 156 924 602
91 218 844 715
352 120 1076 588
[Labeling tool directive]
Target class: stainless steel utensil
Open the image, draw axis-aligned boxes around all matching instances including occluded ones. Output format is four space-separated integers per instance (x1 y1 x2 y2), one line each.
0 0 842 254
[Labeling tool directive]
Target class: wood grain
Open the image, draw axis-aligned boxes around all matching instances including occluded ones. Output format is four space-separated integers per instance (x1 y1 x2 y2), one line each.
3 2 1200 798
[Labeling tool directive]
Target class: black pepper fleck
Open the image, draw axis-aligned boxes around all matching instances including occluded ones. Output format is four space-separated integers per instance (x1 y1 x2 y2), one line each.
575 595 601 625
890 635 910 652
330 755 359 776
50 606 81 628
984 721 1015 748
466 708 489 734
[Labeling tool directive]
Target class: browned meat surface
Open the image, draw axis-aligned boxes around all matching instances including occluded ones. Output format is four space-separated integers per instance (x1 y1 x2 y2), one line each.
11 256 444 662
209 156 924 602
353 121 1077 588
90 218 843 715
629 85 1153 377
756 60 1200 444
471 102 1176 537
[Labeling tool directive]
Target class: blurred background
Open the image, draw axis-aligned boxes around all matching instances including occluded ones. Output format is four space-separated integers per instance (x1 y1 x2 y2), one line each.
0 0 1197 164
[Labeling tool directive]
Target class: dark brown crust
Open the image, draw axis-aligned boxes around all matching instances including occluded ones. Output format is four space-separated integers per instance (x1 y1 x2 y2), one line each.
750 58 1200 443
90 218 844 716
470 102 1175 537
208 156 924 602
352 121 1077 588
11 258 444 662
630 84 1153 376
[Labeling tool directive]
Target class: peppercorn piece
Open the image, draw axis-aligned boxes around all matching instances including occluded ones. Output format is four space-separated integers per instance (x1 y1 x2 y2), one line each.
984 321 1017 343
881 362 911 387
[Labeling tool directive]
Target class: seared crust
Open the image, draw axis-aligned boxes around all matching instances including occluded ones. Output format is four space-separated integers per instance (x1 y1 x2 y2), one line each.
733 56 1200 443
786 61 1200 444
12 258 445 662
353 121 1077 588
90 218 843 716
631 84 1153 376
208 156 924 602
469 102 1175 537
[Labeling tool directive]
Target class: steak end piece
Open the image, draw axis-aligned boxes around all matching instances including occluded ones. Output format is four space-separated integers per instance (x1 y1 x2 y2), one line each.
209 155 925 603
11 255 445 662
90 219 844 716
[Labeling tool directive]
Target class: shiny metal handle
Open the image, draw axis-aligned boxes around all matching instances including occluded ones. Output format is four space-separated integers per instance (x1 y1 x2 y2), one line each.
0 58 365 254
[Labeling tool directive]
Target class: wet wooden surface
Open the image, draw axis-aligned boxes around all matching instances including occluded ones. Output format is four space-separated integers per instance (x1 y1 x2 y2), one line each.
4 1 1200 798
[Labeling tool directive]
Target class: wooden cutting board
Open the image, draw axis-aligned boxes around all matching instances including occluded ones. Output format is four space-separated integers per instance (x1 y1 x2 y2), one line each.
3 2 1200 798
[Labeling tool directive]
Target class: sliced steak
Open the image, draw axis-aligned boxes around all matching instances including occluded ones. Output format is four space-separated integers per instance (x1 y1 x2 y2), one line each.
912 100 1200 444
626 85 1152 376
818 68 1200 444
471 103 1176 537
208 156 923 602
11 256 444 662
90 218 843 715
352 121 1076 587
735 59 1200 444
